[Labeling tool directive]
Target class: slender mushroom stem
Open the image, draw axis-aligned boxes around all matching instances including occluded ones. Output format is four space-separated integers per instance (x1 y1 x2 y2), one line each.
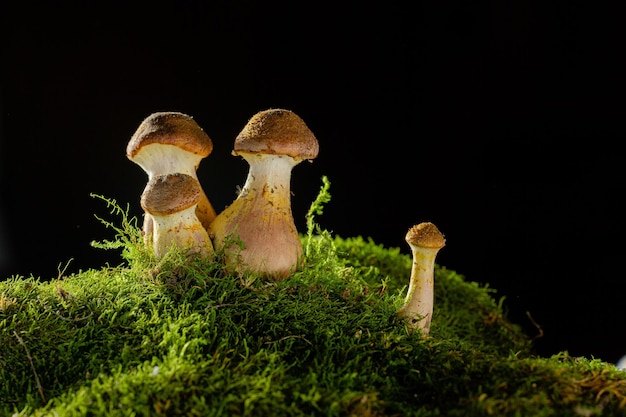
397 222 445 336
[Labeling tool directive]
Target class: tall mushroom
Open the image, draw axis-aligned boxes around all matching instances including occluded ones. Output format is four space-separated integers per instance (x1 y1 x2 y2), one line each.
397 222 445 336
127 112 217 242
141 173 213 259
208 108 319 279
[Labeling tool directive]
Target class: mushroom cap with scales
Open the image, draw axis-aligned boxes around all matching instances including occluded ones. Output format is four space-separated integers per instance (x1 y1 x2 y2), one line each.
141 173 201 216
233 109 319 160
406 222 446 249
127 112 213 160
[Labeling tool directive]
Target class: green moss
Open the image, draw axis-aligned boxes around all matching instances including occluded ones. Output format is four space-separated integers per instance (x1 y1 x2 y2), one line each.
1 180 625 416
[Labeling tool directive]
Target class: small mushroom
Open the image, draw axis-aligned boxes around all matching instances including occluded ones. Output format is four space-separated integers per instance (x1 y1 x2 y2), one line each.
208 108 319 278
127 112 217 241
397 222 445 335
140 173 213 259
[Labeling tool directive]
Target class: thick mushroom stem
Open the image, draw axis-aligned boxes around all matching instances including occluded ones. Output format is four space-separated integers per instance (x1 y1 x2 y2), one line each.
397 222 445 336
141 173 213 259
149 205 213 259
209 153 302 278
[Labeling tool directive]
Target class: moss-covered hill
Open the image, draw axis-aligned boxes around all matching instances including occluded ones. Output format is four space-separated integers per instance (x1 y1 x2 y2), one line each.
2 193 626 416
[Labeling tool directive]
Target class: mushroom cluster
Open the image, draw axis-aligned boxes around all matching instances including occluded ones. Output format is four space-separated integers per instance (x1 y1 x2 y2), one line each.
127 111 217 250
127 109 447 332
127 109 318 277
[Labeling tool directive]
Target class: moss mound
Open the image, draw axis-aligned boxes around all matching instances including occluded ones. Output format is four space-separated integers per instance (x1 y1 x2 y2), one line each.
2 188 626 416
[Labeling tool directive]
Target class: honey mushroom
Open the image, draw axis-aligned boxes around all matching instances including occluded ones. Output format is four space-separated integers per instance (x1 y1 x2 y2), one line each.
209 109 319 278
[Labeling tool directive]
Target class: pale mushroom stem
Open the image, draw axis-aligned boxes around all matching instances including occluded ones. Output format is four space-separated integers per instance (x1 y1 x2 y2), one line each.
239 153 297 205
399 246 439 335
150 205 213 259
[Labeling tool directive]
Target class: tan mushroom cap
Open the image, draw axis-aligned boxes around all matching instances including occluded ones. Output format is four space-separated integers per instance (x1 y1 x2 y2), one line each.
406 222 446 249
233 109 319 159
127 112 213 158
141 173 201 216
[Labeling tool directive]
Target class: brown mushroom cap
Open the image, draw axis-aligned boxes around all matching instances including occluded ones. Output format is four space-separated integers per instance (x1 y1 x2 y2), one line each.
141 173 201 216
127 112 213 159
233 109 319 159
406 222 446 249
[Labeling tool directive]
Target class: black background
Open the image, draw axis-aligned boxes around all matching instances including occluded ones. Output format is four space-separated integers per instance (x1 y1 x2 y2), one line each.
1 2 623 364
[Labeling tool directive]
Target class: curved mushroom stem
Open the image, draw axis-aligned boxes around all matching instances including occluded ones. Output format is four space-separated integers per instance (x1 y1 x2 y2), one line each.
397 222 445 336
209 153 302 278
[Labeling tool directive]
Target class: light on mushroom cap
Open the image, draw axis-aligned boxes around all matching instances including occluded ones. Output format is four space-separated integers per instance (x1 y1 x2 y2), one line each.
233 108 319 160
127 112 213 159
141 173 201 216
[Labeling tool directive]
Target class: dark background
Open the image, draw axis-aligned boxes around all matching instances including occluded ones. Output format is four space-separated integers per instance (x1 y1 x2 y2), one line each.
1 2 623 364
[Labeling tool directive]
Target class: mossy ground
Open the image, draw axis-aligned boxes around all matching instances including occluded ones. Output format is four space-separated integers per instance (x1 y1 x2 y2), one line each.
2 182 626 416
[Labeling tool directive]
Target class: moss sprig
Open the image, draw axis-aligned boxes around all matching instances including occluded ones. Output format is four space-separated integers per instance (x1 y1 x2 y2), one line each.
89 193 153 270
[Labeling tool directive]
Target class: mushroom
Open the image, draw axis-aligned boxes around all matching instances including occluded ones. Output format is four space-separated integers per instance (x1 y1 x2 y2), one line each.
140 173 213 259
397 222 445 335
208 108 319 278
127 112 217 242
